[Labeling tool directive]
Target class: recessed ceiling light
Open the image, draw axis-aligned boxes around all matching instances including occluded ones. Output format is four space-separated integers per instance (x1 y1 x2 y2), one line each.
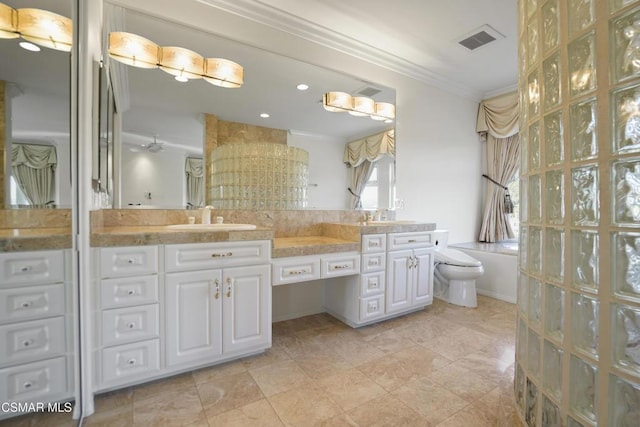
296 83 309 91
260 113 270 118
19 41 40 52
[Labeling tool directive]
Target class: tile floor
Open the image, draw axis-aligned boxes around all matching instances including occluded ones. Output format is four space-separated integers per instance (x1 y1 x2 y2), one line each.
2 296 525 426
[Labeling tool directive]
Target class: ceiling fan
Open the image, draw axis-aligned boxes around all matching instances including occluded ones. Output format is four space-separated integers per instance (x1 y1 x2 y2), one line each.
141 135 164 153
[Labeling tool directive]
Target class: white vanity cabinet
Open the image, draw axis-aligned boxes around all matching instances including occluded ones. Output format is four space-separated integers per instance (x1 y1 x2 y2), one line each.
0 250 73 414
164 241 271 370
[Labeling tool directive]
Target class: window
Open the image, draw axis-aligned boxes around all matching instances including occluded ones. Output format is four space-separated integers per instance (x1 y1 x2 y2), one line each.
9 175 29 206
507 171 520 239
360 157 396 210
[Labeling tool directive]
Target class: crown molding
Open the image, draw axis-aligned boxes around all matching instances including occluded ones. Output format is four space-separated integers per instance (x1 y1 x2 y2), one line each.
195 0 483 101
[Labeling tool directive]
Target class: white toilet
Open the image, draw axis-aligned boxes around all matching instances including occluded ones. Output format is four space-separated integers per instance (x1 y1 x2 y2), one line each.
432 230 484 308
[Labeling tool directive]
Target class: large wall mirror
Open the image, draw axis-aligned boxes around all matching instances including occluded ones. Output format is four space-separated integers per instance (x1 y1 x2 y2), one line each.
101 3 396 210
1 0 71 210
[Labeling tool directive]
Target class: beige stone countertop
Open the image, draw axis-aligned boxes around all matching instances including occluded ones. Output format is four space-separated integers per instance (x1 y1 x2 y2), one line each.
273 236 360 258
324 222 437 234
91 226 274 247
0 227 72 252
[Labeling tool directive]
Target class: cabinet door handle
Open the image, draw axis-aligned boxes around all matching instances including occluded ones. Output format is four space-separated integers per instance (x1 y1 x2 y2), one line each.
127 322 136 329
226 277 232 298
127 358 136 366
211 252 233 258
23 382 33 389
333 264 350 270
23 339 33 348
369 260 379 265
288 270 308 275
20 265 32 273
408 239 416 243
20 301 32 308
127 289 136 296
214 278 220 299
127 258 136 264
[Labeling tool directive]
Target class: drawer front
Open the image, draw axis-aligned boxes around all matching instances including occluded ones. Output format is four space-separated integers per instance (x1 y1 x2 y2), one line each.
101 339 160 386
359 294 385 322
361 234 386 253
321 253 360 279
0 284 65 324
165 241 270 272
388 232 433 251
0 251 65 287
99 246 158 278
360 271 386 297
101 304 159 347
0 317 66 367
0 356 68 403
272 256 321 286
361 253 385 274
100 275 159 309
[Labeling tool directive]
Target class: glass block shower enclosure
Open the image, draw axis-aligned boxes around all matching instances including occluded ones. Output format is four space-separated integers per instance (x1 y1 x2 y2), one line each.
516 0 640 425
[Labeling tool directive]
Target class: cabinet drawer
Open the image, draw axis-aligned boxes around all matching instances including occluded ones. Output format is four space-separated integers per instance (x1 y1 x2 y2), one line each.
0 356 68 403
0 251 65 287
360 271 386 297
361 253 385 274
359 294 385 322
388 232 433 251
272 256 320 286
100 275 159 309
99 246 158 278
361 234 386 253
101 339 160 386
101 304 159 347
321 253 360 278
165 241 270 272
0 317 66 367
0 284 65 324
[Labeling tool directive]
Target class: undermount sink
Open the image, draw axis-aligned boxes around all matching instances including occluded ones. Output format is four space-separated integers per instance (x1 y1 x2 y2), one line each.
166 223 257 231
366 220 416 225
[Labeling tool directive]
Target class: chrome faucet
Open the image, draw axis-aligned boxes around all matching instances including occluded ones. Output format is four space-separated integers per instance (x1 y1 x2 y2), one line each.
373 209 388 221
201 205 214 224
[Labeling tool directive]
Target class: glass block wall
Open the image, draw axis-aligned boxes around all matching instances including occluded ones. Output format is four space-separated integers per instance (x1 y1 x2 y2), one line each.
516 0 640 425
209 142 309 209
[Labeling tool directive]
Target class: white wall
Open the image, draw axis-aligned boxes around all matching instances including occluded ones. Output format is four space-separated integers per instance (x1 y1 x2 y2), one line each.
120 150 185 208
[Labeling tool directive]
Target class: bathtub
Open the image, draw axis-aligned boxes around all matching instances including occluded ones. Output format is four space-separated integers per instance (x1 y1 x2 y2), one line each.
449 241 518 303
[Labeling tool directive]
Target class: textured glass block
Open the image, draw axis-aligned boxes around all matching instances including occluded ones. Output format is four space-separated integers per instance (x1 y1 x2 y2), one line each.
571 165 599 225
526 377 539 427
572 292 600 358
612 303 640 376
543 340 564 400
568 0 594 35
610 0 638 13
528 71 541 119
527 0 538 17
545 228 565 282
519 273 528 316
518 317 528 362
528 16 539 66
545 112 564 166
570 355 597 422
545 284 564 341
529 227 543 276
612 84 640 154
529 175 542 223
521 177 529 222
608 374 640 426
543 53 561 110
541 0 559 52
612 158 640 224
516 363 526 411
529 278 542 326
520 36 528 77
546 170 565 224
571 230 599 293
611 8 640 83
569 32 596 97
569 99 597 162
521 125 529 173
528 329 541 379
567 416 586 427
529 121 541 170
542 395 561 426
520 227 529 269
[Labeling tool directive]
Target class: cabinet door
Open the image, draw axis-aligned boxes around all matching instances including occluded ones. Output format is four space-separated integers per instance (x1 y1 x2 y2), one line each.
165 270 222 367
222 265 271 354
413 247 434 306
386 250 412 314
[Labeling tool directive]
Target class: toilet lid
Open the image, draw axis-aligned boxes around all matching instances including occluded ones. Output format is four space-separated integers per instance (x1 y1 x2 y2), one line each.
435 248 482 267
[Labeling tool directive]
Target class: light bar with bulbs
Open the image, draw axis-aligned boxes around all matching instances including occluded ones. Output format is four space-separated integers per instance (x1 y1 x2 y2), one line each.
0 2 72 52
323 91 395 122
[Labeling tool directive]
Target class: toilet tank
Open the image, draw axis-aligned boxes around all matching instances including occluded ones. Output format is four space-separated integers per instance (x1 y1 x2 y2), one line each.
432 229 449 251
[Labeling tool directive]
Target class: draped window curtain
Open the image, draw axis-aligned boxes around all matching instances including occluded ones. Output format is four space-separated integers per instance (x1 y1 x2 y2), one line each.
476 92 521 242
344 130 395 209
185 157 204 208
11 144 57 207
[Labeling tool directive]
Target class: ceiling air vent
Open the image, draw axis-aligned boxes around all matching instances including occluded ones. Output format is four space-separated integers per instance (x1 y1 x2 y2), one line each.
356 86 382 97
457 25 504 51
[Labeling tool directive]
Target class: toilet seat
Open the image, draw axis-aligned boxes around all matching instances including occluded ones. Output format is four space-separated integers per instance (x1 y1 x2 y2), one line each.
434 248 482 267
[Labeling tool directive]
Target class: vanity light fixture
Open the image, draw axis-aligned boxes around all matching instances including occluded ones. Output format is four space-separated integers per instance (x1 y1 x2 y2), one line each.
160 46 204 82
203 58 243 88
108 32 159 69
323 91 395 121
0 3 72 52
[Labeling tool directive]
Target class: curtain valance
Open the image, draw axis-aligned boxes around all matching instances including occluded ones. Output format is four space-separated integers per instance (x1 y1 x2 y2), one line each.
343 130 395 167
476 91 519 140
11 144 57 169
185 157 204 178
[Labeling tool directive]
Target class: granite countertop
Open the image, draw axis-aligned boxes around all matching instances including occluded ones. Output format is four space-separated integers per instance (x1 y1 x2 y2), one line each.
324 221 437 234
0 227 72 252
272 236 360 258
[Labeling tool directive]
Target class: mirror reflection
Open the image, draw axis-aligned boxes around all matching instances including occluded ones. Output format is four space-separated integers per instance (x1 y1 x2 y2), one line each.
104 4 395 210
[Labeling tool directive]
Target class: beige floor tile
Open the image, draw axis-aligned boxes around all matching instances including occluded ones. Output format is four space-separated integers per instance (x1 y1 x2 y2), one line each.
317 368 387 411
392 345 453 375
92 388 133 414
132 386 205 426
436 403 496 427
429 364 498 402
133 372 196 404
249 359 311 397
426 326 494 361
198 371 265 416
241 344 291 370
293 350 351 379
192 359 247 385
392 377 470 425
357 353 420 392
346 395 428 427
363 328 417 354
206 398 284 427
329 337 385 367
1 411 77 427
448 350 514 384
83 408 133 427
268 384 342 427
